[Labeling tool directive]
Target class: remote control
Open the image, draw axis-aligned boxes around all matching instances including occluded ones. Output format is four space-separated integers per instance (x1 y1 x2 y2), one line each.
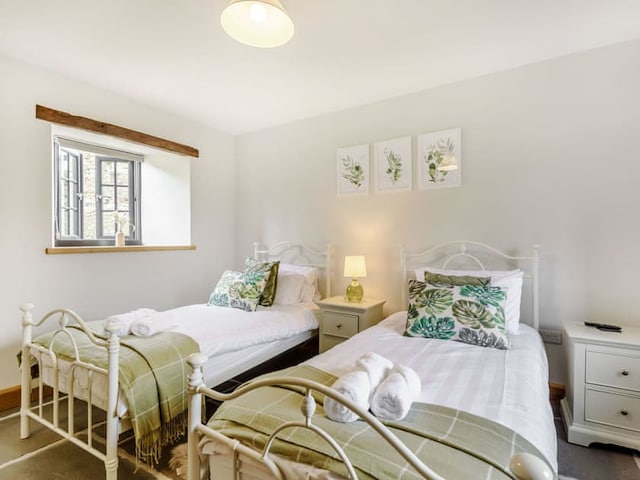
584 321 622 332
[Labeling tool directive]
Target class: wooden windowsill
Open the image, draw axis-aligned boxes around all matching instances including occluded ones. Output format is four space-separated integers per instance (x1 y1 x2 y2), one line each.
45 245 196 254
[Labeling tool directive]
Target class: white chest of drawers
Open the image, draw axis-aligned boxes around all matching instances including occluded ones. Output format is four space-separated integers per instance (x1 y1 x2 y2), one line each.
561 323 640 450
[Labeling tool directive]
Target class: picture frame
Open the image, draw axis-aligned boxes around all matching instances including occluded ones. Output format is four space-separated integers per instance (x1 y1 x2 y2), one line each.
337 144 370 196
417 128 462 190
373 136 412 193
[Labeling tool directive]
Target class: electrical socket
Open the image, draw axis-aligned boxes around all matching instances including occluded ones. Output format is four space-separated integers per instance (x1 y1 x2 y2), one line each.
539 328 562 345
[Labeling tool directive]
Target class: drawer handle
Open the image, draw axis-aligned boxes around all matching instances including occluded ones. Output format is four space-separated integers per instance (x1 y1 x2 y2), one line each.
336 324 342 329
621 370 630 376
620 410 629 416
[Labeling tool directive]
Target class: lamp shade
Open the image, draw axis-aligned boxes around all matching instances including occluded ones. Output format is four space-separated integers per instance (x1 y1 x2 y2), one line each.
220 0 294 48
344 256 367 278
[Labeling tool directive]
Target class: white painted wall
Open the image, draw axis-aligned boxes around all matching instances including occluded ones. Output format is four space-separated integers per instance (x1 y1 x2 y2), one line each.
234 39 640 385
142 153 191 245
0 54 236 389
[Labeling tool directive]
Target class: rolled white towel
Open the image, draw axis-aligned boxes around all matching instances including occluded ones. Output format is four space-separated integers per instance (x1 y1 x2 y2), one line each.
129 310 176 337
324 370 371 423
370 364 421 421
354 352 394 401
103 308 157 337
129 316 156 336
104 312 136 337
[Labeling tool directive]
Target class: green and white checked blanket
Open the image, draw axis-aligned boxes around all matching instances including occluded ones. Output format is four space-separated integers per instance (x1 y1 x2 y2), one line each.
208 365 556 480
33 327 199 464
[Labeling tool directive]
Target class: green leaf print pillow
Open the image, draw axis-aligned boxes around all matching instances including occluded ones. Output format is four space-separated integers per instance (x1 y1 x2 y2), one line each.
208 269 270 312
405 279 509 350
245 258 280 307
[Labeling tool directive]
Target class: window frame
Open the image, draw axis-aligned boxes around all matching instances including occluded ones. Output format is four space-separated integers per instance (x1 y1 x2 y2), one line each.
53 138 142 247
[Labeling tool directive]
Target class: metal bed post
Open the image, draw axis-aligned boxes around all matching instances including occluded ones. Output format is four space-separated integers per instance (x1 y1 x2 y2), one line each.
104 323 121 480
20 303 34 439
531 244 541 330
187 353 208 480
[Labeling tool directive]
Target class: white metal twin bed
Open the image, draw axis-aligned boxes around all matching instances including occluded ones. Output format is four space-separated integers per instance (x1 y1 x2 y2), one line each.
19 241 330 480
185 241 557 480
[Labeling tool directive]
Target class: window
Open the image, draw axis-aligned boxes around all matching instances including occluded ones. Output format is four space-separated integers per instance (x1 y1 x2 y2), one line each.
54 137 142 246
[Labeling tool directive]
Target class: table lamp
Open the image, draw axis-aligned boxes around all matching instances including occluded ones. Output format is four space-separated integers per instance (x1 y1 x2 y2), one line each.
344 255 367 303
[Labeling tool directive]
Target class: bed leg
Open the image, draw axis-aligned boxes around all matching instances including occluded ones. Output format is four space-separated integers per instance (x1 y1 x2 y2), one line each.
187 353 207 480
20 304 34 439
105 324 121 480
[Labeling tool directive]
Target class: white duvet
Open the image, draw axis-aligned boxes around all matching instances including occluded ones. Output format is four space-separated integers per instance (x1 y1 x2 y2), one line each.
36 302 319 417
306 311 558 472
160 302 319 357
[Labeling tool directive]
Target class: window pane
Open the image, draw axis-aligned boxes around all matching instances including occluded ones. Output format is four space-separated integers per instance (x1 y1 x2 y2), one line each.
103 212 115 236
60 210 68 236
60 180 69 208
116 162 129 186
83 156 97 239
101 186 115 210
117 186 129 210
69 209 76 236
102 161 115 185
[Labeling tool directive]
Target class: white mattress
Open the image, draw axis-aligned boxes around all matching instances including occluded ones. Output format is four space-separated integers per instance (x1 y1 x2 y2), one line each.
306 311 558 472
36 302 319 417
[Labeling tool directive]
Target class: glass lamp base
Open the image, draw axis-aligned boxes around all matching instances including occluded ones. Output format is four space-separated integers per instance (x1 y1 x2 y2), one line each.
345 279 364 303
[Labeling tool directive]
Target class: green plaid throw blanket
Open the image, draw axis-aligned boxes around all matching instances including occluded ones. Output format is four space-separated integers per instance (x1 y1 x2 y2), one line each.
33 327 199 464
208 365 556 480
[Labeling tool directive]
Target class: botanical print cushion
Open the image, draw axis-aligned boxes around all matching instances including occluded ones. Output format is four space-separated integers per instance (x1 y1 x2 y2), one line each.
423 272 490 287
405 279 509 350
245 258 279 307
207 269 269 312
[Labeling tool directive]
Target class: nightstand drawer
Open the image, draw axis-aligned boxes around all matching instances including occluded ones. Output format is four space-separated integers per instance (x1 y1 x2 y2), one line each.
323 311 358 338
586 350 640 392
321 334 347 351
585 388 640 432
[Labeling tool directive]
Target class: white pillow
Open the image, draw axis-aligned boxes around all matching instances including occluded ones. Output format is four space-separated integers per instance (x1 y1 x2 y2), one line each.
273 272 306 305
279 264 319 302
415 267 524 335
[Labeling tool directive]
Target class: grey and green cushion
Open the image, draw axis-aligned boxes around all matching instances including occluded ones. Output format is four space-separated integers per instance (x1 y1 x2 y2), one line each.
424 271 490 287
245 258 280 307
208 269 270 312
405 280 509 350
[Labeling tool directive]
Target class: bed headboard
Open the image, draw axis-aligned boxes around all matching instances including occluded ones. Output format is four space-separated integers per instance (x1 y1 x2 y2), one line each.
401 241 540 330
254 241 333 299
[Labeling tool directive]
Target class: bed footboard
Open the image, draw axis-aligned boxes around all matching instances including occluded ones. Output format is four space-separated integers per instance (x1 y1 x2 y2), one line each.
186 354 554 480
19 304 121 480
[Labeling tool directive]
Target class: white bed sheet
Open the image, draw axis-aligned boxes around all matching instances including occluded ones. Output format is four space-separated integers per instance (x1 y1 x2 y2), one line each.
306 311 557 472
36 302 319 417
164 302 318 358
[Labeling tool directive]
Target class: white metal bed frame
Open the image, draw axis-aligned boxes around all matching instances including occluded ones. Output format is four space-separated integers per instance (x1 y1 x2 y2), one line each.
401 240 540 330
185 241 552 480
18 241 331 480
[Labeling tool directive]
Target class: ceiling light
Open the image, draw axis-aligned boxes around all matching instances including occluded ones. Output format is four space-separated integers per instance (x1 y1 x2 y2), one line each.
220 0 294 48
438 154 458 171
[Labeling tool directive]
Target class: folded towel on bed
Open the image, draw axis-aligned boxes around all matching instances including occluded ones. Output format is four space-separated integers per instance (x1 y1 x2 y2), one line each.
325 352 394 423
354 352 394 401
370 363 421 421
324 369 370 423
130 311 176 337
104 308 157 337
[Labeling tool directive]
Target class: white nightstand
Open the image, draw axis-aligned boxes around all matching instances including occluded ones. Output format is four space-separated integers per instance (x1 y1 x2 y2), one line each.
561 323 640 451
314 296 386 353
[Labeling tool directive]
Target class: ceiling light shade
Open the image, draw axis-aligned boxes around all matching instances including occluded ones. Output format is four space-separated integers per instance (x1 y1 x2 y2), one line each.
438 154 458 171
220 0 294 48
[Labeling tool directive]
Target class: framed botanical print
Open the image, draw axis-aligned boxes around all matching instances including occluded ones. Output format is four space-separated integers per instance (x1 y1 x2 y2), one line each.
337 144 370 196
418 128 462 190
373 136 412 193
